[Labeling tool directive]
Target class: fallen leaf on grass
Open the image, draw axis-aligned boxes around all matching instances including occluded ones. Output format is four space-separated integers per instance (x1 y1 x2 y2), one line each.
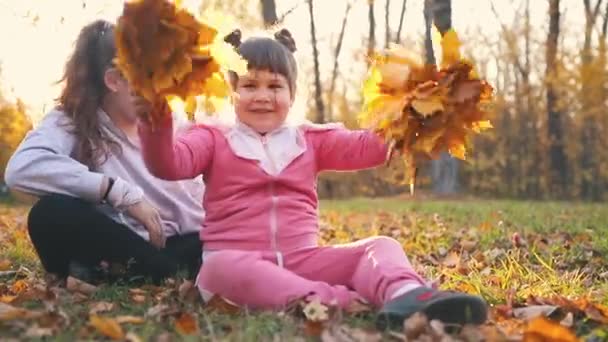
404 312 428 340
24 325 54 338
0 302 42 321
115 315 145 324
513 305 559 321
175 312 199 335
206 295 241 314
129 288 147 295
146 303 177 318
443 252 461 268
66 276 97 295
523 317 577 342
89 314 125 340
131 294 147 303
89 301 115 315
560 312 574 327
178 280 199 301
0 295 17 303
11 279 28 294
125 332 143 342
0 259 11 271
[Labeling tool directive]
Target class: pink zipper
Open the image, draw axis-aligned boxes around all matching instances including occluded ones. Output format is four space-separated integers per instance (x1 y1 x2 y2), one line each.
261 136 283 267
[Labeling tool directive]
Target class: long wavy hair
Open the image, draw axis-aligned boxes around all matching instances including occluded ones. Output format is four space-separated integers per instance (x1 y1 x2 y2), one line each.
56 19 119 168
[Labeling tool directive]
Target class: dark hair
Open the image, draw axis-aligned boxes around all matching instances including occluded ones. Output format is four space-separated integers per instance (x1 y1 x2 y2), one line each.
225 29 298 97
56 19 118 168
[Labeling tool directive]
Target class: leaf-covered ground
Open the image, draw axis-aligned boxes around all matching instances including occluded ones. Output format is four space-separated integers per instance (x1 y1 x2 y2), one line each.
1 197 607 341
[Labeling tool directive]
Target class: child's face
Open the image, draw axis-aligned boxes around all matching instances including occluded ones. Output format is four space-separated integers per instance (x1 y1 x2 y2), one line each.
233 69 293 134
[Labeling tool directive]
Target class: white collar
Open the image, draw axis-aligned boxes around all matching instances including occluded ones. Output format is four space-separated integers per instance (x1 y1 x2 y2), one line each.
225 120 306 176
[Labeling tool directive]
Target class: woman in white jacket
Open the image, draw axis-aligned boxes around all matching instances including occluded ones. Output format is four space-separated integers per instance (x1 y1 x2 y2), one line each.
4 20 204 283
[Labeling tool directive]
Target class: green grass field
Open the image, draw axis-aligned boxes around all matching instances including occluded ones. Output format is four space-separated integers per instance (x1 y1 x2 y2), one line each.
1 198 607 340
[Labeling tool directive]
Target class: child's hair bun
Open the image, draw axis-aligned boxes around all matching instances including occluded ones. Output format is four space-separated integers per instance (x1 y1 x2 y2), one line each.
274 29 297 53
224 29 242 49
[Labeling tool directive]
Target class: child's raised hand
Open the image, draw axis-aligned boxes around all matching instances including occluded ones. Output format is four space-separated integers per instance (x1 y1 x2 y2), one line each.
134 96 171 126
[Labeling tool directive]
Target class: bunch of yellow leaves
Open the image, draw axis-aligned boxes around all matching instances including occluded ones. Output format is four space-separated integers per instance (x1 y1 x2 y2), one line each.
359 29 494 191
114 0 247 125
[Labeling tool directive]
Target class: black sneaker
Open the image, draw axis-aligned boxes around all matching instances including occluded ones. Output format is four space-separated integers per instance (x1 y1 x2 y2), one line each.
376 287 488 330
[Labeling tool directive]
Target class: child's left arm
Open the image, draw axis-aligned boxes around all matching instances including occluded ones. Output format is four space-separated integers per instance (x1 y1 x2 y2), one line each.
312 127 388 172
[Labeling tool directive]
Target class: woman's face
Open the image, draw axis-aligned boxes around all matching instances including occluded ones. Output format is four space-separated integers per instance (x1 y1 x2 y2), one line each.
104 68 138 123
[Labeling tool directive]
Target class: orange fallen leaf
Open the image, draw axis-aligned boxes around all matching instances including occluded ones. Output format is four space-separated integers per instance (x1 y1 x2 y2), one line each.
174 312 199 335
0 259 11 271
115 315 146 324
522 317 577 342
0 302 42 321
89 315 125 340
303 320 325 337
0 295 17 303
11 279 28 294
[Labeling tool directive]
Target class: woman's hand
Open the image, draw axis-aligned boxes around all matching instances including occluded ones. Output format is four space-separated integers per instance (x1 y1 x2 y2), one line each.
125 198 166 249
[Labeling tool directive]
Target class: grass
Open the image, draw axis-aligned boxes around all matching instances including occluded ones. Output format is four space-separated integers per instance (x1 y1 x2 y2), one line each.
1 197 607 340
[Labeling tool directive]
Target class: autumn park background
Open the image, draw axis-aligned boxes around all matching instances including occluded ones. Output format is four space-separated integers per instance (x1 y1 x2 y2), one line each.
0 0 607 341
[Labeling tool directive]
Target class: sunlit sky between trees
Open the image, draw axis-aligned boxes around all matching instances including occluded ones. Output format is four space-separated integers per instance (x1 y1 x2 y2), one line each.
0 0 586 124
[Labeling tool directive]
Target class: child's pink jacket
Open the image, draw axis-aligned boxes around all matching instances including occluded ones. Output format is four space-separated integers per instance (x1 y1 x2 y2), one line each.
139 116 388 262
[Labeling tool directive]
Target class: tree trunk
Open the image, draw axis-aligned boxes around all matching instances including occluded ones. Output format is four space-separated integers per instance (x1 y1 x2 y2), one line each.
432 0 451 33
580 0 604 200
423 0 435 64
328 2 352 121
368 0 376 62
260 0 278 27
307 0 325 124
546 0 567 197
384 0 391 48
425 0 459 195
395 0 407 43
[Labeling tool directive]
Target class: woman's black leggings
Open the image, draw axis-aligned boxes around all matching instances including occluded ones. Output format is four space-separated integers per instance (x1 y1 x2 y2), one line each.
27 194 202 282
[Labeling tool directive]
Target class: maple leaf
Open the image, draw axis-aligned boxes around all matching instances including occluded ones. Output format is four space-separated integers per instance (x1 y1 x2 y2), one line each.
174 312 199 335
114 0 246 124
359 29 494 190
522 317 577 342
0 259 11 271
89 314 125 340
439 29 461 68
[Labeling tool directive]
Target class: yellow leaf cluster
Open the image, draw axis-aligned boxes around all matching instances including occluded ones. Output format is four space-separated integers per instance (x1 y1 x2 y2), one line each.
114 0 247 124
359 29 494 187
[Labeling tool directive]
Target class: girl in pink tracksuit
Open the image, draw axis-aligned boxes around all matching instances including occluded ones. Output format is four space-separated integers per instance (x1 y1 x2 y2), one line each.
138 29 487 329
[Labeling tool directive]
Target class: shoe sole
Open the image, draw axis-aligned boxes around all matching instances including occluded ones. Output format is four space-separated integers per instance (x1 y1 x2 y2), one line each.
376 294 488 331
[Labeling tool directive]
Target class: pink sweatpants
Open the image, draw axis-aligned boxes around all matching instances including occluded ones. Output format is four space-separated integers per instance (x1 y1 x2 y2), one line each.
196 236 427 309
